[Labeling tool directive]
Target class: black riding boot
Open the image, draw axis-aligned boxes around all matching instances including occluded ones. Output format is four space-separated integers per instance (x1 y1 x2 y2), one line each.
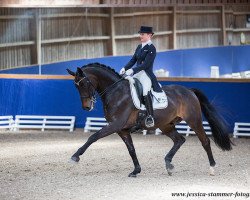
144 93 154 128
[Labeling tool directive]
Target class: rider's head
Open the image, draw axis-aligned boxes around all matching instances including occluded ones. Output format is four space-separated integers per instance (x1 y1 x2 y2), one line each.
138 26 154 43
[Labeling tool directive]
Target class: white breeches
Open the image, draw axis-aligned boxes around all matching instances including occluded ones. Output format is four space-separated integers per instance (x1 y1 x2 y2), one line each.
133 70 152 96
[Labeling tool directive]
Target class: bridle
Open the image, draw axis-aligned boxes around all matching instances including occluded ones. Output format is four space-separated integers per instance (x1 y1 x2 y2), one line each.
74 74 124 109
74 76 96 110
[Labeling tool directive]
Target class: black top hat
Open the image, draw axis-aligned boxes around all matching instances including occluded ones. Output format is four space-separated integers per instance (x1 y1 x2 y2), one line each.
138 26 154 34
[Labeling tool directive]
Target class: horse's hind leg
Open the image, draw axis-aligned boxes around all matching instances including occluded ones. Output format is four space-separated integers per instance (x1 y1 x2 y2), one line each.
160 126 186 176
118 131 141 177
186 118 216 175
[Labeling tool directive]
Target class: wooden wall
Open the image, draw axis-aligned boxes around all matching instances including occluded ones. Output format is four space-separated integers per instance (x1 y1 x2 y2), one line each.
1 0 250 7
0 5 250 70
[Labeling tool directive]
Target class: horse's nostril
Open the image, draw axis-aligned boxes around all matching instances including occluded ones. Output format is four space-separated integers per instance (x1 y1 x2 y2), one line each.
83 106 91 111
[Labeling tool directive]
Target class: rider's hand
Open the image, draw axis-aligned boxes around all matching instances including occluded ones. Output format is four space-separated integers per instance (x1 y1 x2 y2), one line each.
119 68 126 75
125 69 134 76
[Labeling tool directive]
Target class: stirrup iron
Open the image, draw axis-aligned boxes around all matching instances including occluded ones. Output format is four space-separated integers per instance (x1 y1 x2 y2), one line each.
145 115 154 128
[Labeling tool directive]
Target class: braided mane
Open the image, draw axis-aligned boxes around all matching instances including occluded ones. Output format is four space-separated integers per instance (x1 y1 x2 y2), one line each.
81 63 121 79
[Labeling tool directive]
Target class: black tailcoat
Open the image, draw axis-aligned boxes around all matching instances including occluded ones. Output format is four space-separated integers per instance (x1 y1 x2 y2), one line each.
124 43 162 92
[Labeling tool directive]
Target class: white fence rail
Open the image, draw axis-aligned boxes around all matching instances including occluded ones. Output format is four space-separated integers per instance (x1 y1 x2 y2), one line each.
0 116 14 130
1 116 250 137
233 122 250 138
151 121 212 136
144 121 212 136
14 115 75 132
84 117 212 136
84 117 108 133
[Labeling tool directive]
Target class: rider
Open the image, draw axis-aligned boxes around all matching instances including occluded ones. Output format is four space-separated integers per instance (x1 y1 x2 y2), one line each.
120 26 162 128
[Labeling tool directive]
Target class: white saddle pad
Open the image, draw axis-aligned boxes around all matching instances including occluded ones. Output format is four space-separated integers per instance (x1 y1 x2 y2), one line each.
125 76 168 110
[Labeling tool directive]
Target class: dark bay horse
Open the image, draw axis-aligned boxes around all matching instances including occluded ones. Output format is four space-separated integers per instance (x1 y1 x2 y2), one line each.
67 63 232 177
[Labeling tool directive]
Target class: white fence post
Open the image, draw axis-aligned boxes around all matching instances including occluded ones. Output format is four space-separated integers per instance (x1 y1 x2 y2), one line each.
42 118 46 132
70 117 75 132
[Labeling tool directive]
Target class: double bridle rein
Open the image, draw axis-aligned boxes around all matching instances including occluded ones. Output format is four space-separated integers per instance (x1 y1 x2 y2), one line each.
74 74 124 108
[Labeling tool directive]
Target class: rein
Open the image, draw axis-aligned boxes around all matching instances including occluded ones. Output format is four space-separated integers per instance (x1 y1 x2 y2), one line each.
99 77 124 97
75 75 124 102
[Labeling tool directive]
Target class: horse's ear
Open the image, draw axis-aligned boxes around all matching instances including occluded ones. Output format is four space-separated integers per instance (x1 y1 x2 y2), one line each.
67 68 76 77
77 67 84 77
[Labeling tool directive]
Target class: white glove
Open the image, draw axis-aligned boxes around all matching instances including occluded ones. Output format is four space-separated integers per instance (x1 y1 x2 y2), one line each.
125 69 134 76
119 68 125 75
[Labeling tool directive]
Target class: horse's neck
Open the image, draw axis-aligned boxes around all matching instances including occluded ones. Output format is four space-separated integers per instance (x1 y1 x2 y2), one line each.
86 67 119 94
97 77 117 94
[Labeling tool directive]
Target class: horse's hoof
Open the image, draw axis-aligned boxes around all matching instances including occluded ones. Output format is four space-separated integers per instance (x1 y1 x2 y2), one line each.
68 159 78 164
128 173 137 178
166 162 174 176
167 171 173 176
166 161 174 170
69 156 80 163
167 167 175 176
209 166 215 176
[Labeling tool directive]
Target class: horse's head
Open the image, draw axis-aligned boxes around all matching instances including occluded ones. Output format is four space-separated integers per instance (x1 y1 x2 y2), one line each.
67 67 96 111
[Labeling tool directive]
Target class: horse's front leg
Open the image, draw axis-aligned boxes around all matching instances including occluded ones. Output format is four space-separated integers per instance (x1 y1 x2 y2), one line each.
70 123 122 162
118 131 141 177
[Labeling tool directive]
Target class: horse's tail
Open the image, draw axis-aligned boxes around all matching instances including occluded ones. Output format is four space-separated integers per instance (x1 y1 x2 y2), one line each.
191 88 233 151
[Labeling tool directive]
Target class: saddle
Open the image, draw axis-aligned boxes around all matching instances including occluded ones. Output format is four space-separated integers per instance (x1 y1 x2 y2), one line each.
125 76 168 110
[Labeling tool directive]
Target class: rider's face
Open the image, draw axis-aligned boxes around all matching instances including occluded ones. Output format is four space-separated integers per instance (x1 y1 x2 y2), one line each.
139 33 152 43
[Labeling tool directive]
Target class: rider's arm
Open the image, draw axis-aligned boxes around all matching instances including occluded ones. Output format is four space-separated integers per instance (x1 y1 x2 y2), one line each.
124 45 140 70
133 45 156 74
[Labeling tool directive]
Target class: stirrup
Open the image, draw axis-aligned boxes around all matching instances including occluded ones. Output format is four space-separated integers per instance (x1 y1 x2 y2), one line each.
145 115 154 128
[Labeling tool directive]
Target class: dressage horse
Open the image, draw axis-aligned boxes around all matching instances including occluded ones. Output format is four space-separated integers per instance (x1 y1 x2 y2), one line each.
67 63 232 177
